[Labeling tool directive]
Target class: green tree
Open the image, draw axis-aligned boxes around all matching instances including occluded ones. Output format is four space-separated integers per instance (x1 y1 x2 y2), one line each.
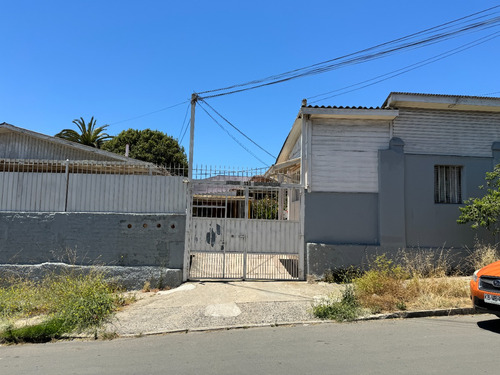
55 117 112 148
101 128 188 169
457 164 500 235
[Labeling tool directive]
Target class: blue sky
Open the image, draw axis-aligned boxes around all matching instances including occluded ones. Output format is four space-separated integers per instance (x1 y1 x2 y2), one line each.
1 1 499 168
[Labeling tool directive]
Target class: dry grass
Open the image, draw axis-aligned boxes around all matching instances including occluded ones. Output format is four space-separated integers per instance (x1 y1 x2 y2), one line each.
405 277 470 311
465 241 500 272
397 247 456 278
353 254 471 314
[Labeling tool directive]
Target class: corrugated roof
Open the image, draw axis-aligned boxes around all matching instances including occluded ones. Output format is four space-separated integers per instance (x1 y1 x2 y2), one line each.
304 105 384 110
0 122 152 165
387 91 500 101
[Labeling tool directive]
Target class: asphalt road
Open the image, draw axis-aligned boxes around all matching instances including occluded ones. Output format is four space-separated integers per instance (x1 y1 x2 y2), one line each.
1 314 499 375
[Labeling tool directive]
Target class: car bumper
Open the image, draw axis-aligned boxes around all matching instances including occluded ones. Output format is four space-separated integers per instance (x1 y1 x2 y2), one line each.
472 296 500 317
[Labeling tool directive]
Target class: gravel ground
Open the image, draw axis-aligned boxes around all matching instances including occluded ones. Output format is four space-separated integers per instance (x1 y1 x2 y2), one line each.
104 281 343 335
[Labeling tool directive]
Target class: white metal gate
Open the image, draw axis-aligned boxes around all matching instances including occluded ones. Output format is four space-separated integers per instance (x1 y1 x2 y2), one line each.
185 169 304 280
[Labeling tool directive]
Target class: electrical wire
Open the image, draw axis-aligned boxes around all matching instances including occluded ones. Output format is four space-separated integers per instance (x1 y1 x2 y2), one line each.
198 98 276 159
197 101 270 166
482 91 500 96
179 115 191 144
198 7 500 99
178 102 191 140
109 100 189 125
308 31 500 103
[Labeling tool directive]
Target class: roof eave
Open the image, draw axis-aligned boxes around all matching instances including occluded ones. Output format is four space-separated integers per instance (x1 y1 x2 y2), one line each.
383 92 500 112
300 107 399 120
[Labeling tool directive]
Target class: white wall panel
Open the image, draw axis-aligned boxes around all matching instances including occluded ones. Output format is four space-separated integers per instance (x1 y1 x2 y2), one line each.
393 109 500 157
311 119 390 192
191 217 300 254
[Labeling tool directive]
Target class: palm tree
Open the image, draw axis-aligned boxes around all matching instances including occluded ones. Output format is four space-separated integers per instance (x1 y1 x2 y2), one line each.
55 117 112 148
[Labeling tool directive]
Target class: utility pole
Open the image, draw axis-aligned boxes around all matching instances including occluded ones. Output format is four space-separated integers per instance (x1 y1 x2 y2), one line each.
184 93 198 282
188 93 198 181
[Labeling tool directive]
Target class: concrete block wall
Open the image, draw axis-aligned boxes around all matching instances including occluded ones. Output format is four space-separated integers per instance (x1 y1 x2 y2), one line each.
0 212 186 268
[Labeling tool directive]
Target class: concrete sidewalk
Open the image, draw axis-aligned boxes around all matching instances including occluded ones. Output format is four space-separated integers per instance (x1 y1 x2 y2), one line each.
105 281 344 336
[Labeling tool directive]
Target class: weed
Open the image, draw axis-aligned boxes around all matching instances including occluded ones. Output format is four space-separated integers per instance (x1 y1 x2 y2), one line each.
405 277 470 310
0 269 123 344
465 240 500 272
322 266 362 284
312 286 360 322
397 247 455 278
0 317 67 343
142 281 151 293
353 254 413 313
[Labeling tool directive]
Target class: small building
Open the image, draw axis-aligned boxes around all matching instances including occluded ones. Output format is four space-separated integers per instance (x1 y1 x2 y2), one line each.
273 92 500 275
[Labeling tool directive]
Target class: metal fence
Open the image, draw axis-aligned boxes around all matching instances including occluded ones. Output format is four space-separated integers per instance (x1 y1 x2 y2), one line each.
187 165 303 280
0 159 187 213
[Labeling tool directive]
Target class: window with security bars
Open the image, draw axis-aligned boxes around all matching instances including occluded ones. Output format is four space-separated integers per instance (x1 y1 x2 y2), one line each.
434 165 462 204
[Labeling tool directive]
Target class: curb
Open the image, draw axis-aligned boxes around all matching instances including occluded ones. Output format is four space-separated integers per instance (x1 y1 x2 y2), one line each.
112 307 479 338
357 307 477 321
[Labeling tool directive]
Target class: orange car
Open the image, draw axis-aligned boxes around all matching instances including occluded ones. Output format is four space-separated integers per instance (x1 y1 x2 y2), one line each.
470 260 500 317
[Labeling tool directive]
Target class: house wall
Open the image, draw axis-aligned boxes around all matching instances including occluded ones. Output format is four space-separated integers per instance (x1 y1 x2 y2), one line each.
304 107 500 276
0 131 119 161
393 108 500 157
304 192 378 245
404 154 492 247
0 212 186 268
310 119 390 193
290 136 301 160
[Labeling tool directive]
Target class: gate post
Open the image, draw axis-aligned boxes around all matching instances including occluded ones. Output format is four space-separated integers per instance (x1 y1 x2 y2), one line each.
299 186 305 280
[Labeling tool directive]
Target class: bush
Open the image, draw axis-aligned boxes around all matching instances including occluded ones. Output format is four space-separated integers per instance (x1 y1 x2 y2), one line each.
322 266 362 284
0 270 122 343
353 254 412 313
313 286 360 322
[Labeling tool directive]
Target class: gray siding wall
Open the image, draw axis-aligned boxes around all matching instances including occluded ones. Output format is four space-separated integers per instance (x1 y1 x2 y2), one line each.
310 119 390 193
0 212 186 268
393 109 500 157
304 192 378 245
404 154 492 247
0 131 119 161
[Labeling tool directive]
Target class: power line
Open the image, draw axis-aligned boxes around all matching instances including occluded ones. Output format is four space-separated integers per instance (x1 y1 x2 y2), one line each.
109 100 189 125
197 101 270 166
179 115 191 145
198 98 276 159
198 7 499 99
308 31 500 103
482 91 500 96
178 102 191 141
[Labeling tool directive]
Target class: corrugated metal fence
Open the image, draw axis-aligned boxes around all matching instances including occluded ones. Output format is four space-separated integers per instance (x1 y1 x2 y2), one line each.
0 159 187 213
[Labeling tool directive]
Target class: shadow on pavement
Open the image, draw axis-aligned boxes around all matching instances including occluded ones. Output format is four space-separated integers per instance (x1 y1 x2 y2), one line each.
477 317 500 334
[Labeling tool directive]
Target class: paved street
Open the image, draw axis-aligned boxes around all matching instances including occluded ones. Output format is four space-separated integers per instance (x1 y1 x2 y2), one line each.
1 314 499 374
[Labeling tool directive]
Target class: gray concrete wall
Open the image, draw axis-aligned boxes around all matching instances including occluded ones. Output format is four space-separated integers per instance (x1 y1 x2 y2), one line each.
304 192 378 245
404 154 492 247
0 263 182 290
379 138 406 248
0 212 186 268
307 243 380 276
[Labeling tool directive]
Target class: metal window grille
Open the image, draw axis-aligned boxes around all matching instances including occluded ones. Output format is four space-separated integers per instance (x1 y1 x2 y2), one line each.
434 165 462 204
